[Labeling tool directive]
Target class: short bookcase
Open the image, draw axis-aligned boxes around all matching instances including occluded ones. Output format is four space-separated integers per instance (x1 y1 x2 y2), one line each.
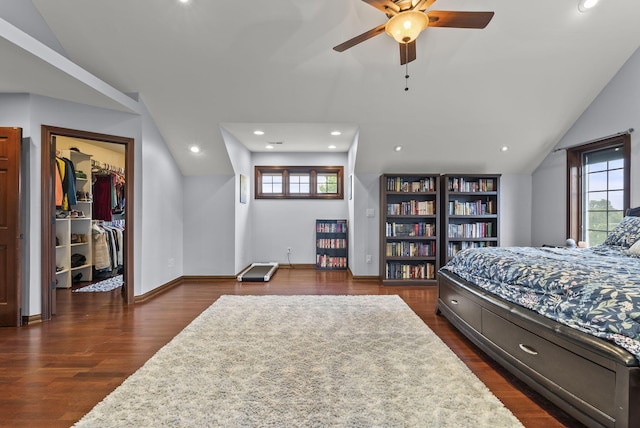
315 219 348 270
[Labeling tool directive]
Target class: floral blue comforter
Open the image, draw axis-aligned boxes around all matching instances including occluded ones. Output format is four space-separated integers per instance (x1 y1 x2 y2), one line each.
441 245 640 360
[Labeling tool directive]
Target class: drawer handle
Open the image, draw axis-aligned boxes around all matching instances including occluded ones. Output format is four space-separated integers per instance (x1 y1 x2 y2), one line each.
450 299 459 305
518 343 538 356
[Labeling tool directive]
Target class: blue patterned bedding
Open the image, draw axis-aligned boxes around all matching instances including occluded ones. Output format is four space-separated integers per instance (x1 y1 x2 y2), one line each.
441 244 640 360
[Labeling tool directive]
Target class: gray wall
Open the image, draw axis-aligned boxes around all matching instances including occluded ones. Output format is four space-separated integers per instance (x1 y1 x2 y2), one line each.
532 47 640 246
0 93 184 314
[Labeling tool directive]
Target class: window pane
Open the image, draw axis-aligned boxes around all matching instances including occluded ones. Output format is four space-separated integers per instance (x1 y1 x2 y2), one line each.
289 174 310 194
608 211 624 230
317 173 338 194
587 211 607 232
587 191 608 209
608 190 624 211
586 161 606 173
262 173 283 193
586 171 607 192
608 169 624 190
587 230 608 246
609 158 624 169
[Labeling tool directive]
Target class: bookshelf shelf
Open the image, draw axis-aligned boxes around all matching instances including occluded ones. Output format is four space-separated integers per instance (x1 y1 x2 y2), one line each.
315 219 348 270
441 174 500 266
380 174 440 286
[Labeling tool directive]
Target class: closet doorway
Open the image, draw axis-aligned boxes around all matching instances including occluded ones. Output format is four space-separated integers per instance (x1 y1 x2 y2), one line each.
41 126 134 321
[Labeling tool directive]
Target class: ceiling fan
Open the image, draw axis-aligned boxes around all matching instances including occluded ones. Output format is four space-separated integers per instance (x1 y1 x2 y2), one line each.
333 0 494 65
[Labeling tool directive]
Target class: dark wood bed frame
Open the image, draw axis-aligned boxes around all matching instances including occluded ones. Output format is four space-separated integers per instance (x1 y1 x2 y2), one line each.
437 270 640 427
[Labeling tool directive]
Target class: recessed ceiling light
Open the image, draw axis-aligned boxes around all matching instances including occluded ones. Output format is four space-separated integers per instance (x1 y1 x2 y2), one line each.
328 144 337 149
578 0 598 12
500 146 508 152
394 145 403 152
265 144 274 150
254 130 265 135
330 131 341 136
189 145 201 153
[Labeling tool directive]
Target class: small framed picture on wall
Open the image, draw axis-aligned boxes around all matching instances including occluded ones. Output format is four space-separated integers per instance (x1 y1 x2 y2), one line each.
240 174 248 203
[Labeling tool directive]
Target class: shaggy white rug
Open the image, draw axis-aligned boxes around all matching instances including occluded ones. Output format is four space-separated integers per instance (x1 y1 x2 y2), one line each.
74 295 523 427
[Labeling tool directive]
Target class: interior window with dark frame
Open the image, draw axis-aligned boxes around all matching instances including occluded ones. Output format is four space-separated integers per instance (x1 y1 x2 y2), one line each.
566 134 630 246
255 166 344 199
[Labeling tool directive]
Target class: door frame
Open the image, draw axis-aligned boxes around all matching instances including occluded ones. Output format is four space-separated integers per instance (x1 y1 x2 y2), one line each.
41 125 134 320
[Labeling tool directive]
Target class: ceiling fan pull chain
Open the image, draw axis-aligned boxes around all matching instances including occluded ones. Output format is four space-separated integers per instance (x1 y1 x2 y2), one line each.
404 43 410 91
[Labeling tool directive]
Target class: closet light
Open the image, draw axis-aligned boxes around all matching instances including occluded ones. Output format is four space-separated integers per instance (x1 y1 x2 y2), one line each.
394 145 403 152
189 145 201 153
254 130 265 135
330 131 341 136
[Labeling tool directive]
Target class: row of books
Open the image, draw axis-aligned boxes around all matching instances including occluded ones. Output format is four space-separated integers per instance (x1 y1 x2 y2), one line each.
385 222 436 237
447 177 495 193
316 255 347 269
385 262 435 280
447 241 496 257
448 200 496 216
316 239 347 249
386 177 437 193
386 241 436 257
387 200 435 216
448 222 494 239
316 221 347 233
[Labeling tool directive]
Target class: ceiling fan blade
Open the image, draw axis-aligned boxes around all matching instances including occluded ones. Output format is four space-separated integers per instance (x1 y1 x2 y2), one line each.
333 23 387 52
399 40 417 65
426 11 494 29
361 0 400 14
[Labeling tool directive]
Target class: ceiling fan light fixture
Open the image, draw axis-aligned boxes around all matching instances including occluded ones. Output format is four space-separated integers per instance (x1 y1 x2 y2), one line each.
385 11 428 44
578 0 599 12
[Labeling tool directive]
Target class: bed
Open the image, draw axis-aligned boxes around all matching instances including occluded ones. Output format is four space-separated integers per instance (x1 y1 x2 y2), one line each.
436 213 640 428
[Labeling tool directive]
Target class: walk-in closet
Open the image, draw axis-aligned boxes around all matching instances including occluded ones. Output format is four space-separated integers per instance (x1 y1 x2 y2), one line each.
54 137 126 293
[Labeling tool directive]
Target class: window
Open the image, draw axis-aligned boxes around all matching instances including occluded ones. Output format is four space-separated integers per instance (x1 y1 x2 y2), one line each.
566 134 630 246
255 166 344 199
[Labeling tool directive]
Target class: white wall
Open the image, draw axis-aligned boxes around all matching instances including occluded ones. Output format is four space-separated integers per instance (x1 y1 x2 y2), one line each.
182 175 235 275
139 98 184 293
222 128 253 273
532 47 640 246
251 152 349 266
351 173 380 277
500 174 533 247
0 93 184 315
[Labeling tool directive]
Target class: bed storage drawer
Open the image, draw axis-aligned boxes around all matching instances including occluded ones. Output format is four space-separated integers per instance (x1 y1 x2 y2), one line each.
438 278 481 331
481 308 616 417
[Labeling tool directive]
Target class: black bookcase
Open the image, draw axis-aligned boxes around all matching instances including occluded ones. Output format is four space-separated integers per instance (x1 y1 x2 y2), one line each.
441 174 500 266
380 174 440 285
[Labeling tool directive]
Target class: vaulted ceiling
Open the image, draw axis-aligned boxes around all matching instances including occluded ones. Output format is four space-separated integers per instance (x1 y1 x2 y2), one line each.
2 0 640 176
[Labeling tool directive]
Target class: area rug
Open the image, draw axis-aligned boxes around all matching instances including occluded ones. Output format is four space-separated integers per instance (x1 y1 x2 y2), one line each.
72 275 122 292
74 295 523 427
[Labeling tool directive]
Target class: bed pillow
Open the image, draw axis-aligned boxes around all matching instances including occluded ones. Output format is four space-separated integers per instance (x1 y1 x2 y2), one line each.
628 239 640 256
604 216 640 248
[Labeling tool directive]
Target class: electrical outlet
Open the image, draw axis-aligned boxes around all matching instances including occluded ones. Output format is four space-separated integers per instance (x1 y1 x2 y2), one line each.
287 247 292 254
366 254 372 264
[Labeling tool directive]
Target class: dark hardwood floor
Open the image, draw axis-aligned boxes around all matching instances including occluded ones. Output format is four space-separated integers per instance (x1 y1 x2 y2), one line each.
0 268 583 427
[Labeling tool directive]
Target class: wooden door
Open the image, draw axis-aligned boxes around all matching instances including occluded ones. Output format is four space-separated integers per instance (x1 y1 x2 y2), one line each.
0 127 22 326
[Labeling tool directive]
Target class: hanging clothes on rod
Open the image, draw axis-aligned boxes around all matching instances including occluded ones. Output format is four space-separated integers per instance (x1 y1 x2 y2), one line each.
92 220 125 279
92 160 125 221
55 155 78 210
